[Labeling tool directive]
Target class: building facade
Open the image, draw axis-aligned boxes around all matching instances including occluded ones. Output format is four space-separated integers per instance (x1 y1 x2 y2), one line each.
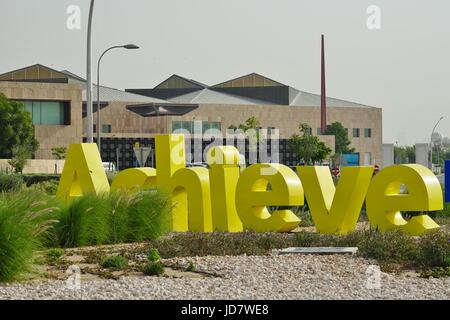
0 65 382 167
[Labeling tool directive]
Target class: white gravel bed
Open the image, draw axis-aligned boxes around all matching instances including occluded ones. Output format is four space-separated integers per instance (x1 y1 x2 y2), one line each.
0 254 448 300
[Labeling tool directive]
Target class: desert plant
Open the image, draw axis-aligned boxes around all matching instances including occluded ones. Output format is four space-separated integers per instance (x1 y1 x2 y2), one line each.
143 261 164 276
101 255 128 270
0 191 58 282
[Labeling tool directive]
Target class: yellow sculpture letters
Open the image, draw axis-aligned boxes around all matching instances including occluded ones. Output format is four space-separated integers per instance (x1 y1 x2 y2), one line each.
297 166 374 235
207 146 243 232
155 135 212 232
110 168 156 193
56 136 443 236
366 164 442 235
235 164 304 232
56 143 110 199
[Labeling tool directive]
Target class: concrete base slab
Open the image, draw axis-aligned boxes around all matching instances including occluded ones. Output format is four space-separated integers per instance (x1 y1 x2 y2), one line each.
275 247 358 255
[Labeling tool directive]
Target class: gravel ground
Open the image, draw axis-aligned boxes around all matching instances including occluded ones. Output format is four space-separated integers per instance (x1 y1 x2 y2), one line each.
0 254 448 300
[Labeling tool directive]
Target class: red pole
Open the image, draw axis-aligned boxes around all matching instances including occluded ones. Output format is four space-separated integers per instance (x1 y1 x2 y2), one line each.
321 34 327 134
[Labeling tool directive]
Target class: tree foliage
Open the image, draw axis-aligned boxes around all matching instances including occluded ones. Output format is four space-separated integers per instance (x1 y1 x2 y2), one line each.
394 145 416 164
324 122 354 155
288 123 331 165
51 147 68 160
0 94 38 158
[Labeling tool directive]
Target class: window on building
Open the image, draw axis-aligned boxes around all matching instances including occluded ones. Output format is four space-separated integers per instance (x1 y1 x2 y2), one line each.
364 128 372 138
102 124 112 133
352 128 360 138
172 120 193 133
24 101 67 125
202 121 221 133
317 128 322 135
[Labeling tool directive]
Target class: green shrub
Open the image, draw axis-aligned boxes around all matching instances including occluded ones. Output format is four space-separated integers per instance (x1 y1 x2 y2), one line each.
28 180 59 195
0 173 24 192
143 261 164 276
22 174 60 186
418 232 450 268
147 248 161 262
435 202 450 218
420 267 450 278
0 191 58 282
101 255 128 270
186 261 196 272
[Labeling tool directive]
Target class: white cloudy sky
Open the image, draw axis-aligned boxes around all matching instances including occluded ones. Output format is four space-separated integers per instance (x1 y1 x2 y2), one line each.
1 0 449 145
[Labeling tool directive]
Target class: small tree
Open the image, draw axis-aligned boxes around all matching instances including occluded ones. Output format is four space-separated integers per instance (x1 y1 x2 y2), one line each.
324 122 354 155
51 147 67 174
51 147 67 160
312 141 332 164
8 145 31 173
288 123 331 165
229 116 261 149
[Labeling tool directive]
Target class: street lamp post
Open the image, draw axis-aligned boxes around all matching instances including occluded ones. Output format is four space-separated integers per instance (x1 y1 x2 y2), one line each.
86 0 95 143
96 44 139 152
429 116 444 169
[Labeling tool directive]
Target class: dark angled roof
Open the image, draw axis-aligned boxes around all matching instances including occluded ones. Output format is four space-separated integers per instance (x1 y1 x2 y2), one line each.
169 88 272 105
126 103 198 117
128 72 374 108
212 73 287 88
154 74 208 90
0 64 71 82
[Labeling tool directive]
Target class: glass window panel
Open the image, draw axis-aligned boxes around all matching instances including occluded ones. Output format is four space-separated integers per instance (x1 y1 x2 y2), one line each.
102 124 112 133
172 121 181 132
32 101 41 125
40 101 62 125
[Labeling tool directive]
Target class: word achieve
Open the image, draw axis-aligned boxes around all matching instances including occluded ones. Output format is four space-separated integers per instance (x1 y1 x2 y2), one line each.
56 134 444 236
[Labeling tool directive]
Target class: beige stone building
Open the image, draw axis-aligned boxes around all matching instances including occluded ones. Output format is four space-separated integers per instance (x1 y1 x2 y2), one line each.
0 65 382 167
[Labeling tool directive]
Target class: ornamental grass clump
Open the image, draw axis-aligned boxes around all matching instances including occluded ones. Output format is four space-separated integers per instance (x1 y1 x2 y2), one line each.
0 191 59 282
55 193 111 248
54 190 171 247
